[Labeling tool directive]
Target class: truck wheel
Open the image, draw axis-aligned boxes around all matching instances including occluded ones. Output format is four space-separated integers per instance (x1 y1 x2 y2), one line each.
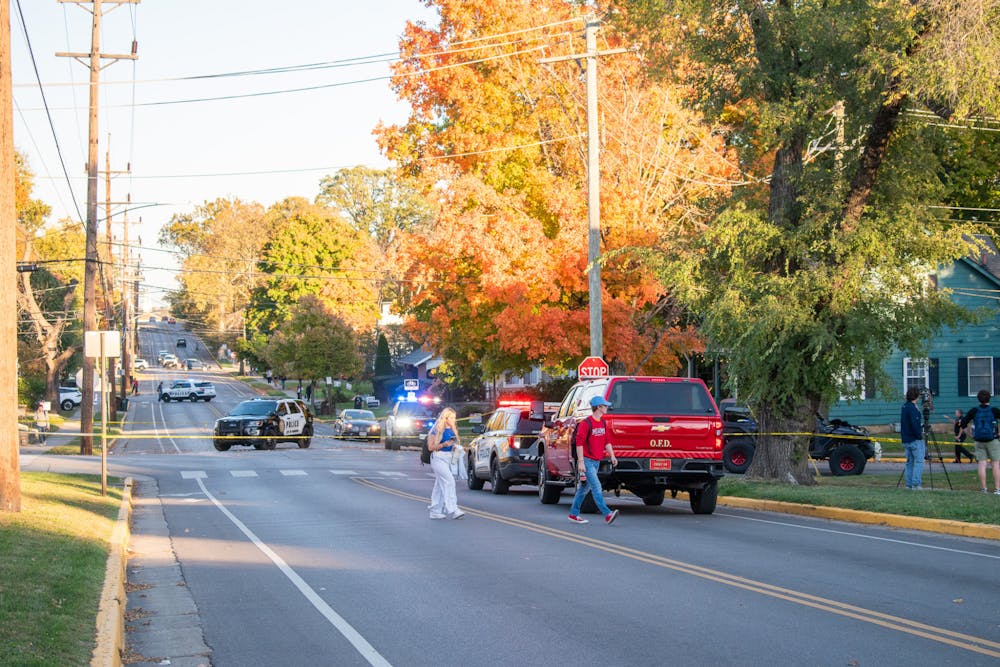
297 424 312 448
829 444 865 476
490 458 510 495
723 439 755 474
162 394 171 403
642 490 665 506
262 426 277 450
689 481 718 515
188 393 198 402
538 452 562 504
467 457 485 490
213 440 231 452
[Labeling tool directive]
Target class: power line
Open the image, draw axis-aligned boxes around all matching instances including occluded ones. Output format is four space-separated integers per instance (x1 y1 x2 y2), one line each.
13 0 84 223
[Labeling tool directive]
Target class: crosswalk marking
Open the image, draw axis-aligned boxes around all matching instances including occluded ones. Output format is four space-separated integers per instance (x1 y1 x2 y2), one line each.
230 470 258 477
280 470 307 476
181 470 206 479
330 469 359 475
378 471 407 477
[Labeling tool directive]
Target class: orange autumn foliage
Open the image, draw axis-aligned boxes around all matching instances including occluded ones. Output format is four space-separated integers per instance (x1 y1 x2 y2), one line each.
378 0 738 378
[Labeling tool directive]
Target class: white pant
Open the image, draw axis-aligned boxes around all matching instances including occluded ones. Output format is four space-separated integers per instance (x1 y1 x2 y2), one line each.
430 450 458 517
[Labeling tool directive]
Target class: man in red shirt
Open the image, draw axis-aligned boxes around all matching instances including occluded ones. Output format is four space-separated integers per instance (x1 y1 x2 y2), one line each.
568 396 620 525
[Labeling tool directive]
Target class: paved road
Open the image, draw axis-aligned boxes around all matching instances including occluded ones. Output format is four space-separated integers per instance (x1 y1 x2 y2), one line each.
30 322 1000 666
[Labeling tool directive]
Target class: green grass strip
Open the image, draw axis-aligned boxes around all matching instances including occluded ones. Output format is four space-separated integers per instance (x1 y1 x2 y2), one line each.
0 473 122 666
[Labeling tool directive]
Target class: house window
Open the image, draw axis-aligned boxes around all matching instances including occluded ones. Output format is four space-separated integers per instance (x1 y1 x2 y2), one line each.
839 368 866 401
903 358 929 393
967 357 994 396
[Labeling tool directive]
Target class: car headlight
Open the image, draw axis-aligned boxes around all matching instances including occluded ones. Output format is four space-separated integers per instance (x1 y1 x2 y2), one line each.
369 424 381 433
396 417 413 429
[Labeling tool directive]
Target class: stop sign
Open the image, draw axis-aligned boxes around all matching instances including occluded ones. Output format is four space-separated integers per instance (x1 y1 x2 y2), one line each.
578 356 610 379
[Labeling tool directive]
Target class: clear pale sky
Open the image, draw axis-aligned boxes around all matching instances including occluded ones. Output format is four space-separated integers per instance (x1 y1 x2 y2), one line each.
11 0 436 308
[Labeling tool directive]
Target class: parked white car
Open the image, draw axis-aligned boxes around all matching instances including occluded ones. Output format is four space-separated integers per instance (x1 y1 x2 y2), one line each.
59 386 82 411
133 358 148 370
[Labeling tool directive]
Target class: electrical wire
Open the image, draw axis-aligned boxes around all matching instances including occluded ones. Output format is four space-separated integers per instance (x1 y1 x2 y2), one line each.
13 0 85 224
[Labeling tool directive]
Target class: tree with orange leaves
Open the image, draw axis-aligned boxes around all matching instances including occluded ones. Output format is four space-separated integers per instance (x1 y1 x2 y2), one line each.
378 0 737 384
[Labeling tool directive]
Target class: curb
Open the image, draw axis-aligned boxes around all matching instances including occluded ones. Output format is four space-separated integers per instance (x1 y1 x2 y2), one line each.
91 476 133 667
718 495 1000 540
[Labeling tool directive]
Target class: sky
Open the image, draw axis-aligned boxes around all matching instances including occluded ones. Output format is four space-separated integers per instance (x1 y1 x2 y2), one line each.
11 0 437 309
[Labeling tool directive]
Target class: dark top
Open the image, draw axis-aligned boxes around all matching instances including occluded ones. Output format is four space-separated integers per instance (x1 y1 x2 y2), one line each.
959 405 1000 440
900 401 923 444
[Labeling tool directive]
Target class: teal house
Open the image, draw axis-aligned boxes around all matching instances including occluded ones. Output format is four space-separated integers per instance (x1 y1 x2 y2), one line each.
830 240 1000 431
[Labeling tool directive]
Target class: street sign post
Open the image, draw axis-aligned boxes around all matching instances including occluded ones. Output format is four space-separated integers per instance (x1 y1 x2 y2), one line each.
578 356 610 379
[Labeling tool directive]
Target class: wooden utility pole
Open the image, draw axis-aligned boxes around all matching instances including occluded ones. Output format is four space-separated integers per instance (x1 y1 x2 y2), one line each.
540 17 626 358
56 0 138 454
1 0 21 512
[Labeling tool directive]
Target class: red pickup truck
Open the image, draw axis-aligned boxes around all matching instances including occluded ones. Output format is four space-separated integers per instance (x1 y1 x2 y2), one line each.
537 376 725 514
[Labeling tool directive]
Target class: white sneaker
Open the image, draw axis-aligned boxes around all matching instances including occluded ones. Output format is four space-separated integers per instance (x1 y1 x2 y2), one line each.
448 511 466 520
994 489 1000 495
429 513 446 520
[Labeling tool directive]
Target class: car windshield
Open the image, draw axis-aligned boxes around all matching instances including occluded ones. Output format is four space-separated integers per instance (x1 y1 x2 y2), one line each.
396 402 437 418
229 401 276 417
607 380 716 415
344 410 375 420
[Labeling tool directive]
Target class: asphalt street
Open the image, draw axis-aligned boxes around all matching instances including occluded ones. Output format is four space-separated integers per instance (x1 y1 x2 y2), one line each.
22 322 1000 666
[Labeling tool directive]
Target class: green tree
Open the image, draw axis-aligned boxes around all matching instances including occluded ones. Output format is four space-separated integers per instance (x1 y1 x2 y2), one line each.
246 197 381 335
614 0 1000 482
159 198 270 336
262 295 363 384
374 332 393 377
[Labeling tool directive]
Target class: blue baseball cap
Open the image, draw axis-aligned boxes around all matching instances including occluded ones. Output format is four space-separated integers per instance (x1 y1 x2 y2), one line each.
590 396 612 408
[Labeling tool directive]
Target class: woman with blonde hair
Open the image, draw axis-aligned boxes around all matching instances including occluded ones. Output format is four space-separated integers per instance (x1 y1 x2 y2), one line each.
428 407 465 519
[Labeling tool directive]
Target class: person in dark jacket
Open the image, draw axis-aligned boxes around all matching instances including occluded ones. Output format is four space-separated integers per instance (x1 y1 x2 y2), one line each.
900 387 925 490
952 408 976 463
959 389 1000 494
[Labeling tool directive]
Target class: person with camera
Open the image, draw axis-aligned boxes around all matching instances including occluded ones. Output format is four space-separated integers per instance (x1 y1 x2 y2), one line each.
900 387 925 490
959 389 1000 494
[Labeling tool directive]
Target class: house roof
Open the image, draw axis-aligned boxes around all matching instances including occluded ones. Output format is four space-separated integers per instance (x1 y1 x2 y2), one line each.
961 234 1000 287
397 348 434 367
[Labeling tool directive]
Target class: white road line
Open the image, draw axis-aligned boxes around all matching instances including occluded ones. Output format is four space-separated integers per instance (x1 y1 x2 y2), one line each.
181 471 206 479
330 470 359 475
378 472 407 477
718 511 1000 559
280 470 307 476
194 477 392 667
230 470 258 478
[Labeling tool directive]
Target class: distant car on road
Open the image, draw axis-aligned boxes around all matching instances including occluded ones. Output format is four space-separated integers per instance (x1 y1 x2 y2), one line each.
185 358 204 370
133 358 149 370
160 379 215 402
160 353 180 368
59 386 82 411
167 317 176 324
333 409 381 440
176 337 186 347
383 398 440 450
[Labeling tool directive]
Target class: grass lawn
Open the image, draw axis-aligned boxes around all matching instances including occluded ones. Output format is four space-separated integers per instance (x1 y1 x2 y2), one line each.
0 473 122 666
720 468 1000 526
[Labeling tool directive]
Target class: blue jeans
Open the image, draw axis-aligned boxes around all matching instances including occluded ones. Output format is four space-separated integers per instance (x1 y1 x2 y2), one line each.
569 457 612 516
903 439 926 488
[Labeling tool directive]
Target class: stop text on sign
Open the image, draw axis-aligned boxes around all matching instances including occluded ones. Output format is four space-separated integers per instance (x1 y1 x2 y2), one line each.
578 356 609 379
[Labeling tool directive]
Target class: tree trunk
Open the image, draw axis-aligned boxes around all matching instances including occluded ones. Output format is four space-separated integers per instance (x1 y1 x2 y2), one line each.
745 396 818 485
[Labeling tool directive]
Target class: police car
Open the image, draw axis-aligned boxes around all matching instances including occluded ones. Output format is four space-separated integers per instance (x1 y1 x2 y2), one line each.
467 400 557 494
159 379 216 402
383 396 440 450
213 398 314 451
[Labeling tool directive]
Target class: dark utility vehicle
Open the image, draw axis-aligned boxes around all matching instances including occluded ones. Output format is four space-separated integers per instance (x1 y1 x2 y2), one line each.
383 399 439 450
720 401 877 476
538 376 725 515
213 398 313 451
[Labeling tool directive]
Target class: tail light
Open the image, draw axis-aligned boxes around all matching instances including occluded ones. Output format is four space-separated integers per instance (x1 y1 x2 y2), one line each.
713 419 723 450
508 435 519 449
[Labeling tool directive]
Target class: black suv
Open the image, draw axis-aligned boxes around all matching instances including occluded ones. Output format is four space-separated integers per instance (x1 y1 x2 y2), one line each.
383 399 439 450
213 398 313 451
467 402 553 494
